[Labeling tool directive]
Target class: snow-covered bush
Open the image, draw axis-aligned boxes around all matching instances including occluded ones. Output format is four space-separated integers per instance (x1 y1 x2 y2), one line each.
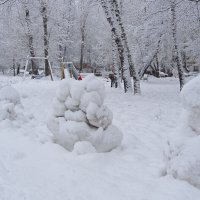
167 76 200 188
0 86 21 121
47 75 123 153
181 76 200 134
0 86 20 105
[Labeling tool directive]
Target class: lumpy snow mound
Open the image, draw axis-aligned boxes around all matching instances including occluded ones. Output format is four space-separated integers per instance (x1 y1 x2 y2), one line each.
0 86 21 121
47 75 123 153
181 76 200 133
167 76 200 188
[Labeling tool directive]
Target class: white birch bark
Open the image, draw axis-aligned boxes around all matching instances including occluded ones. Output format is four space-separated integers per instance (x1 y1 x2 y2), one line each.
39 0 50 76
100 0 132 93
110 0 141 94
21 1 38 75
171 0 185 90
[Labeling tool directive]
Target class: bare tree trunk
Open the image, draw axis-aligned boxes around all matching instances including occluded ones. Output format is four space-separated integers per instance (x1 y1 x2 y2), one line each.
13 58 15 77
80 25 85 72
181 50 189 72
112 32 120 87
155 53 160 77
58 43 63 60
63 46 67 61
79 1 90 73
171 0 185 90
111 0 141 94
40 0 50 76
100 0 132 93
24 5 38 75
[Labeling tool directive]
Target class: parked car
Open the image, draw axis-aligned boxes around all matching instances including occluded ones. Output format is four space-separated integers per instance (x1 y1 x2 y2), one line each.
94 71 102 76
159 71 168 77
187 72 199 77
142 74 148 81
184 72 190 77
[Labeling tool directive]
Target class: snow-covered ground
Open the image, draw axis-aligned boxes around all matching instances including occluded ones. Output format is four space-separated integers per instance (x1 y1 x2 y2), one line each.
0 75 200 200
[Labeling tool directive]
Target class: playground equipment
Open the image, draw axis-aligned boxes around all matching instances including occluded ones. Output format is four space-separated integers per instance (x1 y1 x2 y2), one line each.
60 61 79 80
24 56 53 81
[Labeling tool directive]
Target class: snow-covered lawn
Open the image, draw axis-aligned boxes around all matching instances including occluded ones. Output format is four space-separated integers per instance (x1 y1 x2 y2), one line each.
0 75 200 200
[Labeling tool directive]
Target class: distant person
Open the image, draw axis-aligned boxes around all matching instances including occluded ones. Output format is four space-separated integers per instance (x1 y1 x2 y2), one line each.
17 66 20 75
109 73 118 88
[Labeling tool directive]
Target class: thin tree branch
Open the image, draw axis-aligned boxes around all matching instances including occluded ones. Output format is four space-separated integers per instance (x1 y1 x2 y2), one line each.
0 0 10 5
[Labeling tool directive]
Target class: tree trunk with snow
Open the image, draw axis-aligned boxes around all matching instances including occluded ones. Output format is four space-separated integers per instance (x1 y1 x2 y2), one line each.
112 32 120 87
23 4 38 75
80 24 85 72
171 0 185 90
100 0 132 93
111 0 141 94
79 1 91 73
40 0 50 76
12 58 16 77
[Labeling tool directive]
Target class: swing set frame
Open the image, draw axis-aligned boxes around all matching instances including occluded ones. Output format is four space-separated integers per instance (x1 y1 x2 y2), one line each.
23 55 54 81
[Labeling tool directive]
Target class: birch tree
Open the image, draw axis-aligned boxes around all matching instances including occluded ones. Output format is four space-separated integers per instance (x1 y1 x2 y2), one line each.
21 0 38 75
78 0 91 72
39 0 50 76
111 32 121 87
170 0 185 90
100 0 132 93
111 0 141 94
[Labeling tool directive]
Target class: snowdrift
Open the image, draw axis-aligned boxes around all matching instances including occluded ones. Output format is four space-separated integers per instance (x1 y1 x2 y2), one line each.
0 86 21 121
167 76 200 188
47 75 123 153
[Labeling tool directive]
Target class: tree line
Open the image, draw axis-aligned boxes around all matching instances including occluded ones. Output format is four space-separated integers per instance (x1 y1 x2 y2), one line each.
0 0 200 93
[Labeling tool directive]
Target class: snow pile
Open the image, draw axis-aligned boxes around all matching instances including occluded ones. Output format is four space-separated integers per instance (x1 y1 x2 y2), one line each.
181 76 200 133
47 75 123 153
167 76 200 188
0 86 21 121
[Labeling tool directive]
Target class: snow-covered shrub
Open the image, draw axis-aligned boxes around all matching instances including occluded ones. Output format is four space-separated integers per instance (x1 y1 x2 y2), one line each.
181 76 200 133
0 86 20 105
47 75 123 153
0 86 21 121
167 136 200 188
167 76 200 188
